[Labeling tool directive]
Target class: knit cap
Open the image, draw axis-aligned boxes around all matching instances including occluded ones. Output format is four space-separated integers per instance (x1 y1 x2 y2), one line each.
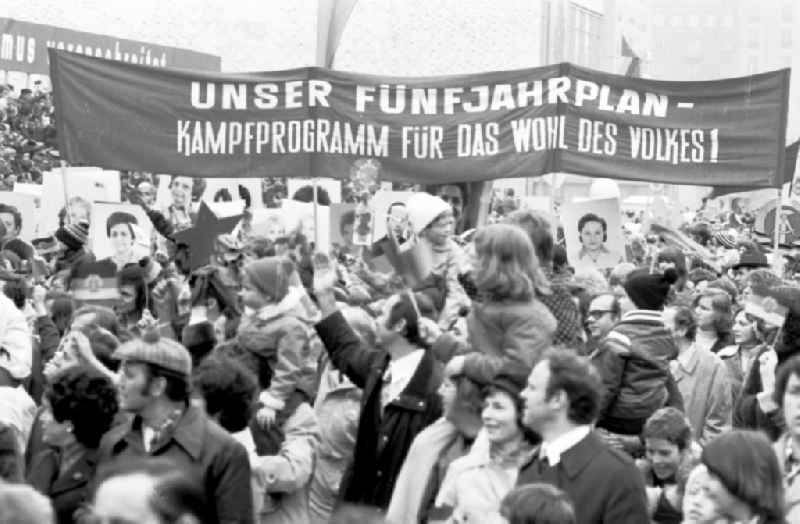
242 257 295 303
55 220 89 251
405 193 451 235
623 267 679 311
112 330 192 378
732 246 769 270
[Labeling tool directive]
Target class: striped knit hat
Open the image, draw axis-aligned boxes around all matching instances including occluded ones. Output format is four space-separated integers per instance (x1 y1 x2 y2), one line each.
55 220 89 251
714 231 738 249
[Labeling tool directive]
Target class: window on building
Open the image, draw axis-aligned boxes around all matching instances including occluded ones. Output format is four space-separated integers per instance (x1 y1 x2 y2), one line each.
705 15 715 28
689 14 700 28
722 15 734 28
568 3 601 67
671 15 682 27
654 14 664 27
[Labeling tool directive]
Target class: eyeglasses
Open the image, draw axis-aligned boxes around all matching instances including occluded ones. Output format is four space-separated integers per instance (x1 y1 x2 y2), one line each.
586 309 614 319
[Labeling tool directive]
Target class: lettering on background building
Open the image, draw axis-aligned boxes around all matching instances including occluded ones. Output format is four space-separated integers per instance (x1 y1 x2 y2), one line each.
0 33 36 63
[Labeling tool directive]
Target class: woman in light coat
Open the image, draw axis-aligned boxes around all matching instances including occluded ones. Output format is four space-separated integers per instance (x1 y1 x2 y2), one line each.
433 365 536 523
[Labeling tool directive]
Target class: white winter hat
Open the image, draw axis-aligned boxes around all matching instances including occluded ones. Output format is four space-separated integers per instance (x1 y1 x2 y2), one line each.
406 193 452 235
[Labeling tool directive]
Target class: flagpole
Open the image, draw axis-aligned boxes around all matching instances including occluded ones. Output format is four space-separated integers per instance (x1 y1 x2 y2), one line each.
774 187 784 273
312 178 319 248
59 161 72 223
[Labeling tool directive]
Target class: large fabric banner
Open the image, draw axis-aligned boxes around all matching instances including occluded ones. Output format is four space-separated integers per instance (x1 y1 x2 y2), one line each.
50 49 790 186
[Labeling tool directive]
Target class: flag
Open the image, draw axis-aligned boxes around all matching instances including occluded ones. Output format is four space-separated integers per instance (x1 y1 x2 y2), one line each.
316 0 359 68
707 139 800 199
621 36 640 78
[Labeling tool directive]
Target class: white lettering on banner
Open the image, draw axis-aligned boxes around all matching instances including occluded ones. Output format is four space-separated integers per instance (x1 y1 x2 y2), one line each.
510 116 568 152
629 126 716 164
352 78 671 117
191 81 333 110
402 126 444 159
177 119 390 158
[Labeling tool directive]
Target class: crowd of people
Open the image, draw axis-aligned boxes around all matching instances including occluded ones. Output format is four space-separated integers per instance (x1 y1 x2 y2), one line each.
1 142 800 523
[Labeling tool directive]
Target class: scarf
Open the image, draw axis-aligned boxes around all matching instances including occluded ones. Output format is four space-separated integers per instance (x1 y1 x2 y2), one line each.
386 418 462 524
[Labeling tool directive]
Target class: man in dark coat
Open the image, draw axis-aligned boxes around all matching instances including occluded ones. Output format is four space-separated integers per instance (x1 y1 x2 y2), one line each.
517 349 649 524
313 263 443 511
97 333 253 524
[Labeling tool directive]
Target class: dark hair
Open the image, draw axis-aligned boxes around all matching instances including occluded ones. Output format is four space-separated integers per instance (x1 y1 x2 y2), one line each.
577 213 607 242
144 363 191 403
701 430 785 522
46 367 119 448
508 209 555 265
484 384 540 444
500 483 576 524
73 305 121 338
192 354 258 433
339 210 356 237
292 184 331 206
2 280 26 309
543 349 602 425
49 294 75 337
693 289 733 339
386 292 427 348
117 263 148 316
670 306 697 342
215 341 274 391
0 422 22 482
641 407 692 451
775 353 800 408
0 204 21 232
105 211 138 239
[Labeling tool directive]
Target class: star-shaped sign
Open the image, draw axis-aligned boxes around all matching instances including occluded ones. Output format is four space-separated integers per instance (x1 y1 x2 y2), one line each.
173 201 243 271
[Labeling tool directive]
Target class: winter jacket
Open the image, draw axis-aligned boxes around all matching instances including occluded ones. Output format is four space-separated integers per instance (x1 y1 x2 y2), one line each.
309 359 362 524
592 310 680 434
387 418 477 524
98 406 254 524
718 343 763 402
733 346 785 440
517 431 649 524
28 447 98 524
315 310 442 510
466 298 557 371
434 436 533 524
249 402 319 524
540 269 584 350
670 345 732 446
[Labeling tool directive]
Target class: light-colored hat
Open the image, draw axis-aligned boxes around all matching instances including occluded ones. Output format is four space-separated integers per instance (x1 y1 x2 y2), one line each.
112 331 192 378
405 193 451 235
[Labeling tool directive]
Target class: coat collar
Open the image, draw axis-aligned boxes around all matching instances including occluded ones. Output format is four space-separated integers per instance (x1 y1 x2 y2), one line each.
386 348 437 412
525 430 603 480
49 448 98 496
116 405 205 460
